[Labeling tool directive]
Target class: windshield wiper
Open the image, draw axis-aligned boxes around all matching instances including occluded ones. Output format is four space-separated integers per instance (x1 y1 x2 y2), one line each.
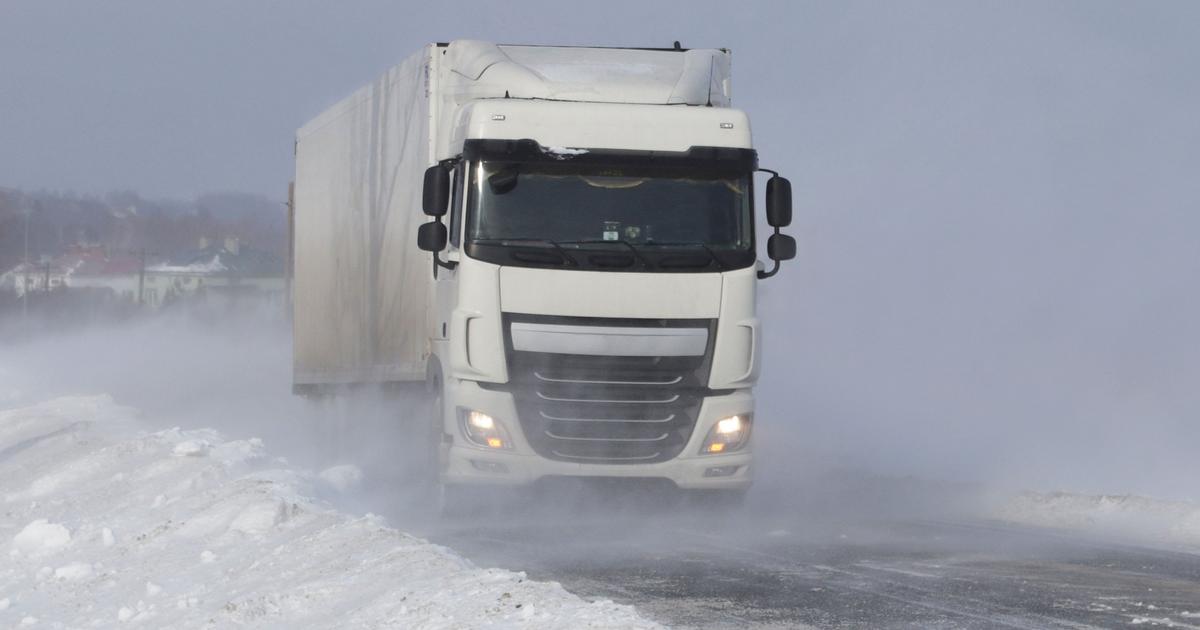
560 239 653 270
645 242 727 270
472 238 578 266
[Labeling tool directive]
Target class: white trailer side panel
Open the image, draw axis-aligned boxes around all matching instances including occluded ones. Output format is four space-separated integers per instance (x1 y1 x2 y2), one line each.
293 47 434 386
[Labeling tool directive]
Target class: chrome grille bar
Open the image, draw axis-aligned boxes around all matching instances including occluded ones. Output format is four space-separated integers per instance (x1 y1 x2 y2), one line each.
544 430 670 442
538 411 676 423
534 371 684 386
536 391 680 404
551 450 664 462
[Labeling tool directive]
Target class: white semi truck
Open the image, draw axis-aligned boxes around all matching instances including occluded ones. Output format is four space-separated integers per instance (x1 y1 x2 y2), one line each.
292 40 794 505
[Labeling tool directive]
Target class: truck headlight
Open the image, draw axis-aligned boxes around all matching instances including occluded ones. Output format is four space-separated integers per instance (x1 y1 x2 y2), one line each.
699 414 752 454
459 409 513 450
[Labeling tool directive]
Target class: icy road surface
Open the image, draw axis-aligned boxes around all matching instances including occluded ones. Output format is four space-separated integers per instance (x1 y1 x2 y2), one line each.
0 396 659 629
428 500 1200 629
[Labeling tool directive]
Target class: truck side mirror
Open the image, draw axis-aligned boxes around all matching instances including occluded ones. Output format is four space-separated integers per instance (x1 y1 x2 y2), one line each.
423 165 451 216
765 176 792 228
767 233 796 261
417 221 447 252
758 170 795 279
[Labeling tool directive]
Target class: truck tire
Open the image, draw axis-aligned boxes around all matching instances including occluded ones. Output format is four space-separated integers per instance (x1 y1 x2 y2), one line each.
420 378 445 505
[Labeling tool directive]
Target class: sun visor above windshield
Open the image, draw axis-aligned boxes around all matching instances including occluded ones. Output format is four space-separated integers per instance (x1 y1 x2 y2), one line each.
462 139 757 173
450 100 753 155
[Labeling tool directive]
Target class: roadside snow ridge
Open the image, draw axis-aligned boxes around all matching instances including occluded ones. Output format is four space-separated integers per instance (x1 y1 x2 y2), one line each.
0 395 661 629
996 490 1200 550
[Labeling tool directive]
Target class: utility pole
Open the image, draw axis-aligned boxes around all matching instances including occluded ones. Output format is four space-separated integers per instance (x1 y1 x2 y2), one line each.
22 205 30 320
127 247 159 308
137 247 146 306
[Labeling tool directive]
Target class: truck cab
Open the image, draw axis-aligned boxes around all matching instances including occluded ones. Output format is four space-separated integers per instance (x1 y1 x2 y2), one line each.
418 55 794 497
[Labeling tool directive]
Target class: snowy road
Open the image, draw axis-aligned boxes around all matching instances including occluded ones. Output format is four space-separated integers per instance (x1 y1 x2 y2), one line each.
432 510 1200 629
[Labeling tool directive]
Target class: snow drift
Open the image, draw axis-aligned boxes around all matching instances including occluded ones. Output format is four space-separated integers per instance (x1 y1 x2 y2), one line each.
995 490 1200 551
0 395 659 629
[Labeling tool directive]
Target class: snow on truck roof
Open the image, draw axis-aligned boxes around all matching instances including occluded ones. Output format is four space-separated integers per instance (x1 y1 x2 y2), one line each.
444 40 733 107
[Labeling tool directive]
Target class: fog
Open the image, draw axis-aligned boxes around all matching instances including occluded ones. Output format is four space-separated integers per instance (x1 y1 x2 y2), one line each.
3 0 1199 515
754 2 1200 500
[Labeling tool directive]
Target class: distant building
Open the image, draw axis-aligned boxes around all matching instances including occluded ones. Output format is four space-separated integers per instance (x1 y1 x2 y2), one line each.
145 237 285 308
0 238 285 310
63 247 143 302
0 260 72 297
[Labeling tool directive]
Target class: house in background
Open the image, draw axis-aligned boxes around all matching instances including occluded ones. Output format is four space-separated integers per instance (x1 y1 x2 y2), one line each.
147 237 285 308
1 238 285 311
0 260 73 297
64 247 143 302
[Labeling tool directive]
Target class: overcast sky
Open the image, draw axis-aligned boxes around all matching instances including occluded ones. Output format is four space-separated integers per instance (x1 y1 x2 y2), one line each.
3 1 1198 497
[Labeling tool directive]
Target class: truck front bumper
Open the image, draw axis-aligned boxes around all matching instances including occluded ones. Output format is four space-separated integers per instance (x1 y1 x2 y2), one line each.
441 379 753 490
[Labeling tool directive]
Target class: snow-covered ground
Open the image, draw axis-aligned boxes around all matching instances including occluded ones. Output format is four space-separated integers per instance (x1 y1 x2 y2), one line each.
994 490 1200 551
0 394 659 629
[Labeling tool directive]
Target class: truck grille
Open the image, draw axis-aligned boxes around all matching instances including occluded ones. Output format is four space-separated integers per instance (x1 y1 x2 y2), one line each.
503 316 714 464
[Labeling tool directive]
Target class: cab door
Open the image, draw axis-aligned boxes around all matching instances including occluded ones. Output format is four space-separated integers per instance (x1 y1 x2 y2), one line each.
431 161 466 344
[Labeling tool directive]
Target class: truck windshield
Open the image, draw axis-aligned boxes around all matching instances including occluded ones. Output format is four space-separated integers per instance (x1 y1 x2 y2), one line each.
466 161 753 271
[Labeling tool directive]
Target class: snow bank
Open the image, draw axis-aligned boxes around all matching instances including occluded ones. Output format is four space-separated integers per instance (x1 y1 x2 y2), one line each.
995 490 1200 551
0 395 660 629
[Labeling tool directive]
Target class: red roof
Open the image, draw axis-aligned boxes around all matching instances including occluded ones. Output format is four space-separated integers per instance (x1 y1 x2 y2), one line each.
62 249 143 276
